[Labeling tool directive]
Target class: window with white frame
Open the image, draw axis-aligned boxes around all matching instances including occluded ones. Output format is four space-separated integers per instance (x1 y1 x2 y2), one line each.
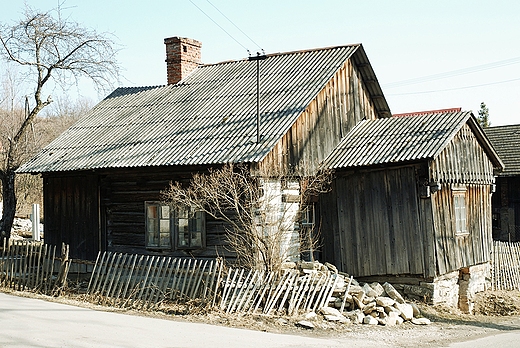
145 202 205 249
453 190 468 235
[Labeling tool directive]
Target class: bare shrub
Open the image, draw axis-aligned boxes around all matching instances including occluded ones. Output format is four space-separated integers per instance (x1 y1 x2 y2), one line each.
162 164 332 272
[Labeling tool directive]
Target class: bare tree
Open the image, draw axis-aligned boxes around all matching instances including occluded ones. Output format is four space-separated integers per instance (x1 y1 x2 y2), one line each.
0 4 120 238
162 164 332 272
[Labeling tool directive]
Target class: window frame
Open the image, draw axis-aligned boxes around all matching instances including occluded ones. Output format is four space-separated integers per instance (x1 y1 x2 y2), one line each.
452 187 468 236
145 201 206 250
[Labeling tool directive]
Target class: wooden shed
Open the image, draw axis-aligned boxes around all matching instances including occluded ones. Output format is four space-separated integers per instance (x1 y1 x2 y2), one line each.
484 124 520 241
320 110 503 306
17 37 390 261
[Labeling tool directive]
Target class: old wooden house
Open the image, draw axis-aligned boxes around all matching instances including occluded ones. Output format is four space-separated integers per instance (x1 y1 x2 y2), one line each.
320 109 503 306
484 124 520 241
18 37 391 261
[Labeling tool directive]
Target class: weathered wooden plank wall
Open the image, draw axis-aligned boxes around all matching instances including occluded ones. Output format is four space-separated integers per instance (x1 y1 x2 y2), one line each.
320 165 432 278
430 123 495 185
431 184 492 275
430 124 495 275
260 59 378 174
43 174 99 260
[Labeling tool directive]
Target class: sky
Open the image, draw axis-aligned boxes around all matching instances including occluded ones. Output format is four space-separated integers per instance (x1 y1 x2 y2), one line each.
1 0 519 126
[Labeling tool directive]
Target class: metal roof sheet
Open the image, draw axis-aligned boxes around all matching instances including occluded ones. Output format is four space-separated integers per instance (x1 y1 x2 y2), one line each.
323 111 473 169
484 124 520 176
18 44 390 173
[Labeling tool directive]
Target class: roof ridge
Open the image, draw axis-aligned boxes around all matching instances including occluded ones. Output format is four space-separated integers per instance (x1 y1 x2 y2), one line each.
201 44 362 67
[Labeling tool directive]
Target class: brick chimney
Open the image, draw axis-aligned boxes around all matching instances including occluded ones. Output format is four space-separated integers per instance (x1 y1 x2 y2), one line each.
164 37 202 85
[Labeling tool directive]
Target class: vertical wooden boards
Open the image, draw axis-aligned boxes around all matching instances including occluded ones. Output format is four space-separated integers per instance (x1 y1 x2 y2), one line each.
491 240 520 290
86 252 223 309
43 174 99 260
0 239 69 293
431 183 492 275
329 165 426 278
259 58 378 175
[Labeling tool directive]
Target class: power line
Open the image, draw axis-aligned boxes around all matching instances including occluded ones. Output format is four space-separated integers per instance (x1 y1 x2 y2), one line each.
387 77 520 96
205 0 263 52
189 0 250 53
384 56 520 89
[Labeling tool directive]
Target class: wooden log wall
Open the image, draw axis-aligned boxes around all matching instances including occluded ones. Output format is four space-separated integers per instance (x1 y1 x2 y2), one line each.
99 166 234 260
320 165 435 279
260 59 378 174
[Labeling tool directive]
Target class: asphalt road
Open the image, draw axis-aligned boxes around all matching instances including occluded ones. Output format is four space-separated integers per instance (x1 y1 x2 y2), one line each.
0 292 370 348
2 292 520 348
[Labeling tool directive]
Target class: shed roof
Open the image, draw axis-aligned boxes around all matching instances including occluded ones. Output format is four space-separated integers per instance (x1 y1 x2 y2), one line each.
18 44 390 174
484 124 520 176
324 110 503 169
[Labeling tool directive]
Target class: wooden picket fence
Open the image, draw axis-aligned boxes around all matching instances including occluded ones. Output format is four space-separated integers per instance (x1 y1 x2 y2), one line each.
219 268 343 315
86 251 223 309
491 240 520 290
0 238 70 294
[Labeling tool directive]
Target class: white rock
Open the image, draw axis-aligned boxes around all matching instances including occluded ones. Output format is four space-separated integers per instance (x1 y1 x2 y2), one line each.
369 282 385 297
363 315 379 325
383 282 405 304
319 306 342 317
276 318 288 325
386 311 400 326
376 296 395 307
304 311 317 320
297 320 315 329
362 283 378 297
345 309 365 324
411 317 431 325
394 302 414 321
324 314 350 323
396 316 404 325
362 302 377 314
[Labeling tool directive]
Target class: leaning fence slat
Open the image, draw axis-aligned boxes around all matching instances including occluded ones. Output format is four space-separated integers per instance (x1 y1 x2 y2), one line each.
87 251 103 294
228 268 251 314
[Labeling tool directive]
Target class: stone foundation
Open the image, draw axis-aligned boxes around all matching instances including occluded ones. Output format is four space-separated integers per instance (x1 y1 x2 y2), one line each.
389 262 490 312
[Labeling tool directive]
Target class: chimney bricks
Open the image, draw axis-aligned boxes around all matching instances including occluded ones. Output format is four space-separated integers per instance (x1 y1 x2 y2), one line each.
164 37 202 85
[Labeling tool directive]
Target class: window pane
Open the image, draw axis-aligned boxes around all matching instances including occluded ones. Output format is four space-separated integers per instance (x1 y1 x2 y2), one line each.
160 205 170 218
192 232 202 247
160 219 170 233
147 231 158 247
179 232 189 247
147 219 157 233
160 232 171 247
147 205 158 219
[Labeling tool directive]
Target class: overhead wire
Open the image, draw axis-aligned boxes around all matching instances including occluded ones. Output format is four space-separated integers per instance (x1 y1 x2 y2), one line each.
387 77 520 96
188 0 250 53
383 56 520 89
205 0 263 52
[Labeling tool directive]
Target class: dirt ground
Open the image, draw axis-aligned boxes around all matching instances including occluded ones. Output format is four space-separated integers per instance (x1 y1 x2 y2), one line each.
3 288 520 347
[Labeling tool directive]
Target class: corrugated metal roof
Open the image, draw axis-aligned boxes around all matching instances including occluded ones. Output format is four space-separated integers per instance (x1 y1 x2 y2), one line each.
323 111 473 169
18 44 390 173
484 124 520 176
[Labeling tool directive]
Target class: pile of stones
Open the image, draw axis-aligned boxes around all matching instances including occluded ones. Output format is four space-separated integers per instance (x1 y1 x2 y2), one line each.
292 261 431 327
